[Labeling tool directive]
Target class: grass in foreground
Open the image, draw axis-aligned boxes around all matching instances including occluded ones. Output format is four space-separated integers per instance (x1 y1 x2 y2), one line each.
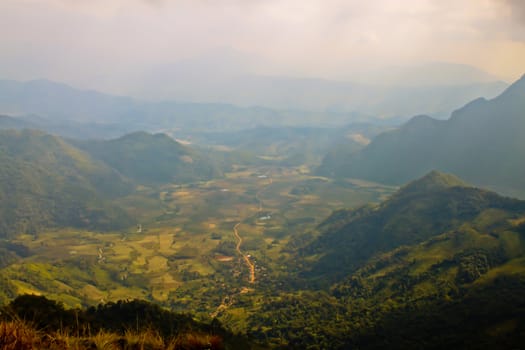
0 319 224 349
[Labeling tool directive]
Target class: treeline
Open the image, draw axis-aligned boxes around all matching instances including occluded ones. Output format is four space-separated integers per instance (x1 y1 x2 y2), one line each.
243 274 525 349
0 294 256 349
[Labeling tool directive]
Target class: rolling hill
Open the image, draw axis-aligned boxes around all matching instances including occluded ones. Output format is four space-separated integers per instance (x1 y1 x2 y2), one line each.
0 129 132 238
317 74 525 198
73 131 223 185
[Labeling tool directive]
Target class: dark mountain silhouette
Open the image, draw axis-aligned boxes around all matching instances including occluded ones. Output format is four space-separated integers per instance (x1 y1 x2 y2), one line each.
318 74 525 198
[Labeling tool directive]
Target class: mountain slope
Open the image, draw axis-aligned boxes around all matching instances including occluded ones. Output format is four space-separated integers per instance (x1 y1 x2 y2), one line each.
304 171 525 282
0 79 138 122
317 74 525 197
74 132 223 185
247 172 525 348
0 129 132 237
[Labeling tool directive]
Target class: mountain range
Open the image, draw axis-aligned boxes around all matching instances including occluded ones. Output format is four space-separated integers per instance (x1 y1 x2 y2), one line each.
121 49 507 117
0 67 508 141
318 74 525 198
0 79 366 139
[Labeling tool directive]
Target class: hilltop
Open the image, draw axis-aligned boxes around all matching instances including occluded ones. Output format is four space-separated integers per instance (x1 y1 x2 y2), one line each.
73 131 223 185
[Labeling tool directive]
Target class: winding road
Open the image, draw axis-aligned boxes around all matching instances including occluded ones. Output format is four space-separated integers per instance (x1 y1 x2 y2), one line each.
211 172 272 317
233 222 255 284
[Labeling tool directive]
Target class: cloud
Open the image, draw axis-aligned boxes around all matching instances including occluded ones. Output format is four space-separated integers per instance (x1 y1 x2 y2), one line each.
500 0 525 23
0 0 524 89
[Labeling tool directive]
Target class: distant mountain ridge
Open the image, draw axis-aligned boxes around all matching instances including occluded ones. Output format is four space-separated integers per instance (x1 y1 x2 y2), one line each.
0 76 508 139
317 74 525 198
0 79 360 137
124 51 507 117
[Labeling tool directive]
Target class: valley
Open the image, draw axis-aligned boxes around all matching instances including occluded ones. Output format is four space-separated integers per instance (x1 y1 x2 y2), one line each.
0 165 394 323
2 78 525 347
3 2 525 348
2 119 525 348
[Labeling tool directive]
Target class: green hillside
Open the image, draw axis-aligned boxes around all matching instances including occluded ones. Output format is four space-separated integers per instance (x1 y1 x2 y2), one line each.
74 132 223 185
246 172 525 348
303 171 525 282
317 74 525 198
0 129 131 237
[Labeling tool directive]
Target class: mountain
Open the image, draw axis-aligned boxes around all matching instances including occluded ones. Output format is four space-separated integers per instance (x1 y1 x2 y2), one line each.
0 129 132 237
130 71 506 119
317 74 525 198
73 132 223 185
0 76 507 139
248 172 525 348
0 79 138 122
0 79 283 134
0 79 366 136
0 114 34 130
303 171 525 282
124 50 507 117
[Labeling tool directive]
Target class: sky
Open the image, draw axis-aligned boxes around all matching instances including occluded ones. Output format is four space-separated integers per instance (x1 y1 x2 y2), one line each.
1 0 524 95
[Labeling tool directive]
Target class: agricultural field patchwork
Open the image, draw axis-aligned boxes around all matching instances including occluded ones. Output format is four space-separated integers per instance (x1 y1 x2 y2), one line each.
0 166 395 323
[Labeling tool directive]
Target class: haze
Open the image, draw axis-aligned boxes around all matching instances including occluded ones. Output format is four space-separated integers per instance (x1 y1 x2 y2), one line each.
1 0 524 107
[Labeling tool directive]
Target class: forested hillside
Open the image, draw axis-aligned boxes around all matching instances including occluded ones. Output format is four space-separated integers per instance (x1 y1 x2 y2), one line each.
74 131 223 185
0 129 131 237
246 172 525 348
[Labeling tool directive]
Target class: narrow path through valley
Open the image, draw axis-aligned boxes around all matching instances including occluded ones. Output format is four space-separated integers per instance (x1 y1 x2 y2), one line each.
211 172 272 318
233 222 255 284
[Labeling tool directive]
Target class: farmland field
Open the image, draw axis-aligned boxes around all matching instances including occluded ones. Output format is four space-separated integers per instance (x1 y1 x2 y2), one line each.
2 165 395 324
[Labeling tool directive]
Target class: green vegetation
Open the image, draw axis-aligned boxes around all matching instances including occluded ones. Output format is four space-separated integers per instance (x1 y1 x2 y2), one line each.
3 167 524 348
2 104 525 349
241 171 525 348
302 171 525 282
74 131 223 185
0 129 131 238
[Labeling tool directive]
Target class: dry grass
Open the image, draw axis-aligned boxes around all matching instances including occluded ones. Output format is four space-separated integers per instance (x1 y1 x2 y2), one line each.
0 320 40 350
168 333 224 350
0 320 224 350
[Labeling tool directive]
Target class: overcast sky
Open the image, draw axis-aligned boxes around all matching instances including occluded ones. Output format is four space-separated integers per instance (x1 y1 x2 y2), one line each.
1 0 524 94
